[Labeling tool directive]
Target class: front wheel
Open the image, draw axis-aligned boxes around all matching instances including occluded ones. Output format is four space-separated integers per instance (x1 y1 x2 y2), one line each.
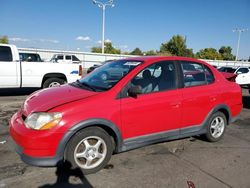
65 127 113 174
204 112 227 142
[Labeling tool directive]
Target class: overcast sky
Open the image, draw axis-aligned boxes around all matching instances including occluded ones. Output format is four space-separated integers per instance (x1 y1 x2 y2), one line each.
1 0 249 59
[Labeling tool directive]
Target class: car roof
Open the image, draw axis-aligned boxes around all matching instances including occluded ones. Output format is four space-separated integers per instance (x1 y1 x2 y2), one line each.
123 56 210 65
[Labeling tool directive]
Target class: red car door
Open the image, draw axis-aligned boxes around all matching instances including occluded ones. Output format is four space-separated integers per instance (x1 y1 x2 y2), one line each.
179 61 220 129
120 61 182 139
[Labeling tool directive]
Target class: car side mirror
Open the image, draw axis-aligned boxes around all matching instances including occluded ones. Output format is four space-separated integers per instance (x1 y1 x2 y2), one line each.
237 71 242 75
128 85 142 98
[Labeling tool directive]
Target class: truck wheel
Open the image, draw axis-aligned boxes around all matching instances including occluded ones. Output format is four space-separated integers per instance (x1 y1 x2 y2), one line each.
65 127 113 174
43 78 65 88
204 112 226 142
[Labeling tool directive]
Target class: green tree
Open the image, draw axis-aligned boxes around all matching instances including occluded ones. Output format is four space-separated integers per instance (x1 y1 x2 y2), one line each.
144 50 157 56
156 51 172 56
160 35 194 57
183 48 194 58
91 42 121 54
130 48 143 55
0 36 8 44
196 48 222 60
91 46 102 53
218 46 235 60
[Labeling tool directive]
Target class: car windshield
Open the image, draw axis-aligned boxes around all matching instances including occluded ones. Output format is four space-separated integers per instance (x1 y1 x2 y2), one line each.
73 60 142 92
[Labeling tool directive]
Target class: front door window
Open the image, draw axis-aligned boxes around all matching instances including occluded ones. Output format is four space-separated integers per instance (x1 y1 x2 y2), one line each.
131 61 177 95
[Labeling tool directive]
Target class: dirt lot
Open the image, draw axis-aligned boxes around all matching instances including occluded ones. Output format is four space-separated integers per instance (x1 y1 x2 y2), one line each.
0 88 249 188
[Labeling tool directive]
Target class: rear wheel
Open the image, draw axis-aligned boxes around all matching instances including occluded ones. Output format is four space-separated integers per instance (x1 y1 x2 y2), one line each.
65 127 113 174
205 112 227 142
43 78 65 88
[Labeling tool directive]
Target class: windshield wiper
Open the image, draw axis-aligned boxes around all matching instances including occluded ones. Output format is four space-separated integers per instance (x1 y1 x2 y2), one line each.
75 80 96 91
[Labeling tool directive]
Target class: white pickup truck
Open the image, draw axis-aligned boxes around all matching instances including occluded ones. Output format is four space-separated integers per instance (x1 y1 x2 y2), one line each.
0 44 82 88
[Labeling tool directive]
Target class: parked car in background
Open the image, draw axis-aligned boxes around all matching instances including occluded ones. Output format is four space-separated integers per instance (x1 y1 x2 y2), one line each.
218 66 236 73
235 67 250 75
235 67 250 92
86 60 115 74
0 44 82 88
87 64 101 74
19 52 43 62
10 57 242 174
218 66 250 92
51 54 81 64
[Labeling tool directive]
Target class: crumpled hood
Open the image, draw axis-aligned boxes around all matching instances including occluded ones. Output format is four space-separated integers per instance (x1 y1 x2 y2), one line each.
22 84 97 116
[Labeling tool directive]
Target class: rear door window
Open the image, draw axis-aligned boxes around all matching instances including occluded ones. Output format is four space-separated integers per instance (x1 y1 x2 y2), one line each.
181 62 214 87
0 46 13 61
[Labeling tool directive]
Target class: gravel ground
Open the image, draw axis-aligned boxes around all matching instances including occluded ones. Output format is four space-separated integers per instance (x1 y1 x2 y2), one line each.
0 88 249 188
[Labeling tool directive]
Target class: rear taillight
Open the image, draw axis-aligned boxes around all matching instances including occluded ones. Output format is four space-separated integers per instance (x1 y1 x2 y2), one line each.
79 65 83 76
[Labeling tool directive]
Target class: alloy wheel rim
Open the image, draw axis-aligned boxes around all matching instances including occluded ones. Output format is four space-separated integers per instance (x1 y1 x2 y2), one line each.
48 82 61 87
74 136 107 169
210 116 225 138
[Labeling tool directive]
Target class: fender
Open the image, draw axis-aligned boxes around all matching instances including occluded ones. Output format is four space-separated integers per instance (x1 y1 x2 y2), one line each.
210 104 232 123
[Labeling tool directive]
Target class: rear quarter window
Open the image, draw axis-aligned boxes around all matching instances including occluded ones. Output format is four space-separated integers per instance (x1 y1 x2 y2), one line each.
72 55 80 61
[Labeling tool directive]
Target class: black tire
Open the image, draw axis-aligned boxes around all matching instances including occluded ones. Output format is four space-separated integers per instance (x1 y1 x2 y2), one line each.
204 112 227 142
65 127 113 174
42 78 65 88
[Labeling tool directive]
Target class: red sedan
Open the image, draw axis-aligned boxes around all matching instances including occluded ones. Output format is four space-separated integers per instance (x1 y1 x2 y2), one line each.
10 56 242 174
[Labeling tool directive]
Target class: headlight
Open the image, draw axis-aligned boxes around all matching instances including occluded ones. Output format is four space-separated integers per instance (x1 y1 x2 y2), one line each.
24 112 62 130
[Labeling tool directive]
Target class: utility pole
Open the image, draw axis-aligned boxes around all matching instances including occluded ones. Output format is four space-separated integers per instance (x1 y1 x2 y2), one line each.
233 28 248 61
92 0 114 54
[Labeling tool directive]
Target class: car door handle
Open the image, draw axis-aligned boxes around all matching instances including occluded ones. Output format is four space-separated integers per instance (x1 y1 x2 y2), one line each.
210 97 217 102
170 102 181 108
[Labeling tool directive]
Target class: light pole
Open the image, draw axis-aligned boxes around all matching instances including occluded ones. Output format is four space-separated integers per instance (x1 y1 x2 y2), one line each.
92 0 114 54
233 28 248 61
